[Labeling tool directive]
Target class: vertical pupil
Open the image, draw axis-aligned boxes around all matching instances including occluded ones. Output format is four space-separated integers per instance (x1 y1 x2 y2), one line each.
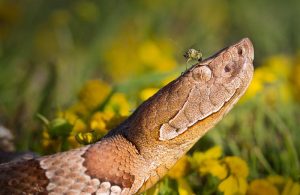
224 65 231 72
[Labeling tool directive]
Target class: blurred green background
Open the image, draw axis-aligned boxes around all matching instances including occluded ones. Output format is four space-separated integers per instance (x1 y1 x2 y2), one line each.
0 0 299 194
1 0 300 116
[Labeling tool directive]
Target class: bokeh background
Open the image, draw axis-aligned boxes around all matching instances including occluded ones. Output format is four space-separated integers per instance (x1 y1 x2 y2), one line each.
0 0 299 194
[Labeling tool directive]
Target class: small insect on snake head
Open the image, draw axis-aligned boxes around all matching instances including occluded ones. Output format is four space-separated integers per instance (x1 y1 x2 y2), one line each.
184 48 203 63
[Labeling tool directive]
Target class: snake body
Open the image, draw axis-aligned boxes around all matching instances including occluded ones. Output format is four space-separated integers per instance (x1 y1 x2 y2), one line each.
0 38 254 195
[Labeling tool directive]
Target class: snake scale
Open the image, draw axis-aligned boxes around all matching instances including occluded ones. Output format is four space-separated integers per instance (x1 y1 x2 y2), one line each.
0 38 254 195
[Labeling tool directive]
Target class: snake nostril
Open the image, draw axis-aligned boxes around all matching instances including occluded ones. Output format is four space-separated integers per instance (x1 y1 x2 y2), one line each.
238 48 243 55
238 47 245 55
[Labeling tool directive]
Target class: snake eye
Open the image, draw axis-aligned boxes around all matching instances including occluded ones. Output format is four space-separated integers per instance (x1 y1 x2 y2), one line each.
224 65 231 73
222 62 236 77
192 66 212 82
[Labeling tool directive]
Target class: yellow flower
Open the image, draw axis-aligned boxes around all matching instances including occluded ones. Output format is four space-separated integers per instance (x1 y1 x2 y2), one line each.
199 159 227 180
54 111 87 148
104 93 131 116
138 40 176 72
42 128 71 153
89 111 114 134
219 175 248 195
168 155 189 179
217 156 249 195
103 31 141 81
240 66 276 102
90 119 106 132
263 55 291 79
42 130 51 148
78 80 112 111
247 179 279 195
192 146 223 166
240 71 264 102
177 178 195 195
138 41 161 66
155 56 177 72
282 178 300 195
191 146 227 179
57 111 86 133
224 156 249 178
240 55 293 103
140 88 159 101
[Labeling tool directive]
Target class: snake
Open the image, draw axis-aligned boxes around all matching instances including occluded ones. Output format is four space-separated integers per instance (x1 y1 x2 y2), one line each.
0 38 254 195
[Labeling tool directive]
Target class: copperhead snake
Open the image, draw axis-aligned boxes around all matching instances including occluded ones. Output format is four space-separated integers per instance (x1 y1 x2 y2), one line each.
0 38 254 195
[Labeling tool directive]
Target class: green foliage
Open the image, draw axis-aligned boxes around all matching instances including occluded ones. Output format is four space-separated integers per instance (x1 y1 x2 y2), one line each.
0 1 300 194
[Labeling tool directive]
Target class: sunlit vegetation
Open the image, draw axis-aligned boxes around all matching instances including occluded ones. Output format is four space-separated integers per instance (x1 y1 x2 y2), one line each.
0 1 299 194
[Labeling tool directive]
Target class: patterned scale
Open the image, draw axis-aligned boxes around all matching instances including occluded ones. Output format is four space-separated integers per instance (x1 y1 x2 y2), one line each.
0 159 49 194
0 136 140 195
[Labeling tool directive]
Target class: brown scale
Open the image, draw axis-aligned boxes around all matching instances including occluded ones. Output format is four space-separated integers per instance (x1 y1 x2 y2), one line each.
83 135 139 189
0 159 49 194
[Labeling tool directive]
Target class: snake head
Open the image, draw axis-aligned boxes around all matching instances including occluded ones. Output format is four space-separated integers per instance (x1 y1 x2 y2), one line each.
158 38 254 141
105 38 254 194
117 37 253 170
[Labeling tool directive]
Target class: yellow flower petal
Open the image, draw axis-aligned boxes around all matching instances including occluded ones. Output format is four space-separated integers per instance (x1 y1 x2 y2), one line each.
177 178 195 195
155 57 176 72
168 155 189 179
224 156 249 178
282 178 300 195
199 159 227 180
192 146 223 165
263 55 291 79
138 41 161 65
247 179 279 195
78 80 112 110
104 93 131 116
89 112 111 133
218 175 248 195
240 55 293 103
